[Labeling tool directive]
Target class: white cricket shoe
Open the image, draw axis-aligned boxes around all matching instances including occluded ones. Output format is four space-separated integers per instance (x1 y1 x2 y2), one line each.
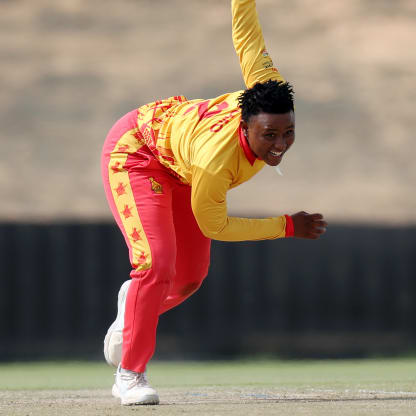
104 279 131 367
112 365 159 405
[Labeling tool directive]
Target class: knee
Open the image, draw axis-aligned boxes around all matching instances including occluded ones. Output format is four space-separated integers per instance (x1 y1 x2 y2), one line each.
153 260 176 281
183 254 210 284
131 255 176 289
179 281 202 297
181 260 210 296
192 259 210 285
132 243 176 278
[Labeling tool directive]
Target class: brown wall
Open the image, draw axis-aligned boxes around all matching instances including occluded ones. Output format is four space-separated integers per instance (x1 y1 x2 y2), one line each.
1 0 415 223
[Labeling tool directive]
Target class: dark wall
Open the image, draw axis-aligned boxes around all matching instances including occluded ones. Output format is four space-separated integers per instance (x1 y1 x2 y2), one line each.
0 223 415 361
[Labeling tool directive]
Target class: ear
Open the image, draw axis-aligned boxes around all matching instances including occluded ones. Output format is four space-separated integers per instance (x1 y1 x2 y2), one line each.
240 120 248 136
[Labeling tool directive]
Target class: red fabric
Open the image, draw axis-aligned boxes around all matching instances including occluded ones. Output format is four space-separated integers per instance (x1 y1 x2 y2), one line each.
238 125 257 165
102 113 211 373
101 109 139 251
284 214 294 237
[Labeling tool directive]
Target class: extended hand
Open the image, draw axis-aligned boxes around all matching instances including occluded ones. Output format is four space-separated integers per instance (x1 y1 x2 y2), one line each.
291 211 327 239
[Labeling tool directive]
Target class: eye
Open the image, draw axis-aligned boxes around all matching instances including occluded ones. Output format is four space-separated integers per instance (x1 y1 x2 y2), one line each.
264 133 275 141
285 129 294 137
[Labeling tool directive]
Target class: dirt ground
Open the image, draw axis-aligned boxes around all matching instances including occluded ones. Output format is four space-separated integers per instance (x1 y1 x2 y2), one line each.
2 388 416 416
1 360 415 415
0 0 415 224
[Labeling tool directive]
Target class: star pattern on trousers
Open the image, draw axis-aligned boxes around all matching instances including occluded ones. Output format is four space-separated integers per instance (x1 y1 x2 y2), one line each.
132 252 147 269
137 252 147 264
111 161 123 173
130 228 141 242
114 182 127 197
122 205 133 219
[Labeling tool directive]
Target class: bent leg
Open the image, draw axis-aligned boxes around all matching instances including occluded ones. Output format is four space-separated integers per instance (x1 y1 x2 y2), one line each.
121 165 178 373
159 183 211 315
102 117 178 373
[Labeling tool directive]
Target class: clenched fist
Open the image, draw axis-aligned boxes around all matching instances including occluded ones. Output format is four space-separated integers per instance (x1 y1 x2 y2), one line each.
291 211 327 239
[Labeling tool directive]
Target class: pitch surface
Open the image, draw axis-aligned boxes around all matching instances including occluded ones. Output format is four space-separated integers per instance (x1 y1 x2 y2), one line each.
1 359 415 415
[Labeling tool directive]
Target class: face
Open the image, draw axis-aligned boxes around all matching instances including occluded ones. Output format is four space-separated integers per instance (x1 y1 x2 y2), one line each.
241 111 295 166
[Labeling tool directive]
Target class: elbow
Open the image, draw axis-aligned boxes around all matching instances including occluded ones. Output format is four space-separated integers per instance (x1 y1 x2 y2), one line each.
198 223 225 240
191 199 229 240
193 210 228 240
201 230 215 239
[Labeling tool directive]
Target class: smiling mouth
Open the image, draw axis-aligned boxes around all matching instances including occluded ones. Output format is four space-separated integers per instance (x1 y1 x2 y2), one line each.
269 150 284 157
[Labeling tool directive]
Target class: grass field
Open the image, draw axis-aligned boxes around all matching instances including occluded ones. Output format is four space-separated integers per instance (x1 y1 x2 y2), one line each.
1 359 415 415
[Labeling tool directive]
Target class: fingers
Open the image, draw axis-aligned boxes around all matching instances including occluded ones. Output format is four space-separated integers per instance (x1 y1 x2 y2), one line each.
307 214 327 229
312 220 328 228
305 229 325 239
308 213 324 221
291 211 328 239
292 211 309 218
307 228 326 238
308 214 327 238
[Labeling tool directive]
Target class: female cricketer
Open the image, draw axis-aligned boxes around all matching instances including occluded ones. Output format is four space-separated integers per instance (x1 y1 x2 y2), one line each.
101 0 327 406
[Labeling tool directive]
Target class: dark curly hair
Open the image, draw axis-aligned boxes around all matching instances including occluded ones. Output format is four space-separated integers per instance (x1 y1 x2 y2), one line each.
238 80 294 123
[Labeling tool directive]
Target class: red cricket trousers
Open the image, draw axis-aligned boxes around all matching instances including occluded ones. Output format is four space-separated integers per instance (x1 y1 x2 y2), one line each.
101 110 211 373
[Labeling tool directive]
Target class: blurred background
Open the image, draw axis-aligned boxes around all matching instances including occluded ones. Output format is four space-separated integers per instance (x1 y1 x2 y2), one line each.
0 0 415 361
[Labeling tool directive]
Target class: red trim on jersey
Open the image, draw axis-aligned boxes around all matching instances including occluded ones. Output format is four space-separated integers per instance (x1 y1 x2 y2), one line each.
238 125 257 165
284 214 294 237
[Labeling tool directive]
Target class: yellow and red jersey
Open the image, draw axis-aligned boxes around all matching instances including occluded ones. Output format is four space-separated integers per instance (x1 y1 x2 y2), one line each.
130 0 290 241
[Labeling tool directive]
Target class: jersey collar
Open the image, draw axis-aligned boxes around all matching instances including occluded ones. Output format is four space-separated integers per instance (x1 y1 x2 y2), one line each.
238 125 258 166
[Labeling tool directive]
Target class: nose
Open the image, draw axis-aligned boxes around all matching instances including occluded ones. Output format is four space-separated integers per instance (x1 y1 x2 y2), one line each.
273 135 285 152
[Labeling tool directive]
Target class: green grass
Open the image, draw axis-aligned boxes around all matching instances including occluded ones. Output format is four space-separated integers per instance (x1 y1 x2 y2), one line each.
1 358 415 392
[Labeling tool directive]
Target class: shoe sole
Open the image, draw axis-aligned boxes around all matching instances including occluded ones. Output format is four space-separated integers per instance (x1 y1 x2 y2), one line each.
112 383 160 405
104 280 131 367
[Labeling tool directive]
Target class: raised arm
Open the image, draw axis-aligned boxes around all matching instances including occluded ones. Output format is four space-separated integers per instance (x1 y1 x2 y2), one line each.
232 0 285 88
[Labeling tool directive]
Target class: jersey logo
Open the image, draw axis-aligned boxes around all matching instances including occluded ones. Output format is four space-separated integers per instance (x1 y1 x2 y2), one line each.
184 100 229 121
149 177 163 194
210 109 240 133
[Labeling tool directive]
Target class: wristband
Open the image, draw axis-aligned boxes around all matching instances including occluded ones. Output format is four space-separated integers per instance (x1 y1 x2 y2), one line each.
284 214 294 237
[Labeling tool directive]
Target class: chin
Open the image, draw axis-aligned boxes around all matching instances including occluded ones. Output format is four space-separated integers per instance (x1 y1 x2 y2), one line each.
266 159 281 167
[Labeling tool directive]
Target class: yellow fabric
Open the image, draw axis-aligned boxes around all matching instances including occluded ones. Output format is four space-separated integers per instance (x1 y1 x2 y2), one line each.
134 0 288 241
108 128 152 271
